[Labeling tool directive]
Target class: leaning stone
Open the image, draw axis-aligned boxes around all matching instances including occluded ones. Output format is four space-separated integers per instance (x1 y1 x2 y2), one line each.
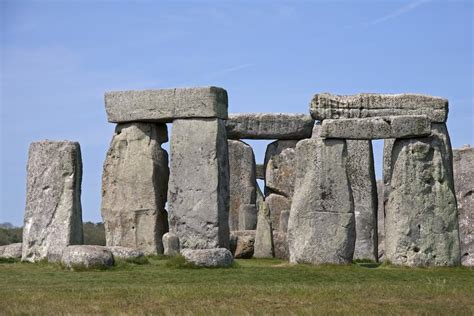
228 140 256 231
254 202 274 258
256 164 265 180
168 118 230 250
181 248 234 267
106 246 144 260
226 113 314 140
0 243 22 259
101 123 169 255
310 93 448 123
22 141 83 263
452 145 474 266
61 245 114 270
321 116 431 140
265 194 291 234
385 124 460 266
162 233 180 256
105 87 228 123
377 180 385 261
288 138 355 264
238 204 257 231
229 230 256 259
264 140 298 197
347 140 378 261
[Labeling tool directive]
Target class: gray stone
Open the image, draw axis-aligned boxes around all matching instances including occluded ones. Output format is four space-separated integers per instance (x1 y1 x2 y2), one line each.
22 141 83 263
0 243 22 259
105 87 228 123
181 248 234 267
256 164 265 180
226 113 314 140
265 194 291 234
101 123 169 255
254 201 274 258
383 138 396 211
168 118 230 250
228 140 256 231
238 204 257 231
452 145 474 266
321 116 431 140
229 230 255 259
273 231 289 260
385 124 460 266
311 122 322 139
264 140 298 198
377 180 385 261
347 140 378 261
106 246 144 260
162 232 180 256
279 210 290 233
310 93 448 123
288 138 355 264
256 183 265 213
61 245 114 270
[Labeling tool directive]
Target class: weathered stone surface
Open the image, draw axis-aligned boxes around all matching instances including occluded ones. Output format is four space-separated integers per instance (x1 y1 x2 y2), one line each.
347 140 378 261
229 230 256 259
256 183 265 213
452 145 474 266
265 194 291 233
22 141 83 263
238 204 257 231
168 118 230 250
279 210 290 233
288 138 355 264
385 124 460 266
321 116 431 140
162 232 180 256
106 246 144 260
273 231 289 260
226 113 314 140
310 93 448 123
256 164 265 180
61 245 114 270
264 140 298 198
101 123 169 255
311 122 322 139
228 140 256 231
254 202 274 258
181 248 234 267
0 243 22 259
383 138 396 214
377 180 385 261
105 87 228 123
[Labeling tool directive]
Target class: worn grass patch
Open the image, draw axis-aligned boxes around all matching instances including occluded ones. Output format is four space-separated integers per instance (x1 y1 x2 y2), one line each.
0 257 472 315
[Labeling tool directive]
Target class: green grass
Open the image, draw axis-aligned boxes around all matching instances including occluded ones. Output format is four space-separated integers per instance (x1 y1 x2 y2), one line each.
0 257 472 315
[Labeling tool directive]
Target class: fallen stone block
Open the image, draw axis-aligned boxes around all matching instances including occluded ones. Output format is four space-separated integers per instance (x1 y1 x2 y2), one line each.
0 243 22 259
226 113 314 140
320 116 431 140
310 93 448 123
106 246 144 260
162 233 180 256
105 87 228 123
181 248 234 267
229 230 256 259
61 245 114 270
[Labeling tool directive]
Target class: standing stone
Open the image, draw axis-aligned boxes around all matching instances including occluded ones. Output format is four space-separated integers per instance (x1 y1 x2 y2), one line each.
238 204 258 230
22 141 83 262
273 231 289 260
265 193 291 234
256 164 265 180
228 140 256 231
383 138 396 207
254 202 274 258
452 145 474 266
101 123 169 255
385 124 460 266
162 232 180 256
168 118 230 250
256 183 265 213
347 140 378 261
288 138 355 264
377 180 385 261
264 140 298 198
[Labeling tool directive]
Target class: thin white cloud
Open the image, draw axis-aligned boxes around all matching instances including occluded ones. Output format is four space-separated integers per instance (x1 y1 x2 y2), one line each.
366 0 431 26
206 63 254 80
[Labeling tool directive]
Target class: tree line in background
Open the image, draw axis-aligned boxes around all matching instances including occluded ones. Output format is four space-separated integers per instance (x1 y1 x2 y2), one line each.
0 222 106 246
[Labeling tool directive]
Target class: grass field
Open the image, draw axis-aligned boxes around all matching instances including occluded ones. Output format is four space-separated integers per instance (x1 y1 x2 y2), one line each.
0 257 473 315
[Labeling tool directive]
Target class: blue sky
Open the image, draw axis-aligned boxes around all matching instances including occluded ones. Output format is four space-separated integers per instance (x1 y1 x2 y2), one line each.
1 0 472 226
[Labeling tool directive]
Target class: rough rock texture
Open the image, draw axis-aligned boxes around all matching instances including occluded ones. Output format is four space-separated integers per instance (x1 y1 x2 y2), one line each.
229 230 256 259
101 123 169 255
288 138 355 264
105 87 228 123
238 204 258 230
254 202 274 258
106 246 144 260
321 116 431 140
310 93 448 123
452 145 474 266
256 164 265 180
228 140 256 231
265 194 291 234
273 231 289 260
61 245 114 270
279 210 290 233
162 232 180 256
0 243 22 259
22 141 83 263
264 140 298 198
347 140 378 261
181 248 234 267
168 118 230 250
256 184 265 213
385 124 460 266
226 113 314 140
377 180 385 261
